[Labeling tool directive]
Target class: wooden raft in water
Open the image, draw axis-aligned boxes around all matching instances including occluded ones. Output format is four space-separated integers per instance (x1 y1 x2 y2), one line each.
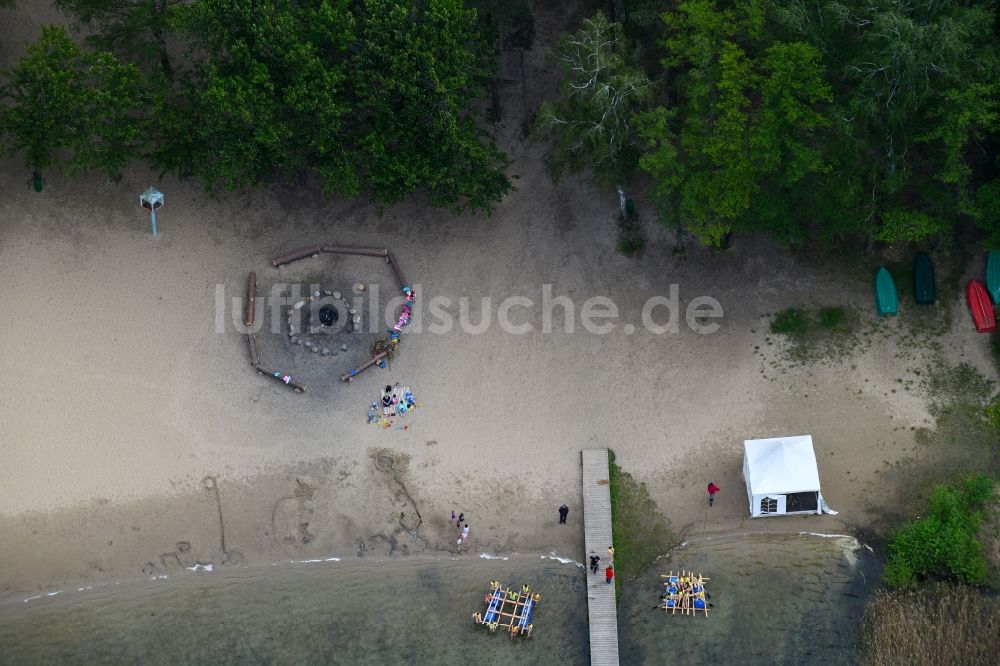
659 571 711 616
472 581 540 638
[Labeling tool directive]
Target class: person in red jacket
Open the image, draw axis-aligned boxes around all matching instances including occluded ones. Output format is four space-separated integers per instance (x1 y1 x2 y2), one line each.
605 565 615 584
707 482 721 506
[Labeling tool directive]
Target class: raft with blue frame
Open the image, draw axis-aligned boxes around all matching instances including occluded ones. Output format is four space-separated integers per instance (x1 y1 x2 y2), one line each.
483 585 503 623
518 594 535 632
472 581 540 638
659 571 710 616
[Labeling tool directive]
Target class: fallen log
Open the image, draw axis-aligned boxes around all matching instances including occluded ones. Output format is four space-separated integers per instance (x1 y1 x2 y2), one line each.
271 246 321 267
321 245 389 258
385 251 407 290
318 244 408 290
341 351 390 382
245 271 257 327
256 365 305 393
245 333 259 366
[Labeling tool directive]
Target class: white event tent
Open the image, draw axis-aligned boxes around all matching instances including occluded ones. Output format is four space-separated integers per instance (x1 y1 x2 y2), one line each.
743 435 831 518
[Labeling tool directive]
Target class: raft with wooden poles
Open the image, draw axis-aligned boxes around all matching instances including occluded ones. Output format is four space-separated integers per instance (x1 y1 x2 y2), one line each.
913 253 936 305
874 266 898 317
658 571 710 617
472 581 539 638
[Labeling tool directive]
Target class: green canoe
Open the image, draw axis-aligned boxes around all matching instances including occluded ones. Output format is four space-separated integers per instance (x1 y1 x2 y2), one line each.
875 266 898 317
913 253 935 305
987 251 1000 304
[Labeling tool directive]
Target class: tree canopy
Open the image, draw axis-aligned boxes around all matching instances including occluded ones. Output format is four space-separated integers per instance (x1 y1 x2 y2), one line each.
773 0 1000 247
0 26 145 182
5 0 1000 233
883 475 994 588
1 0 513 213
540 0 1000 249
54 0 181 76
534 13 651 185
639 1 835 246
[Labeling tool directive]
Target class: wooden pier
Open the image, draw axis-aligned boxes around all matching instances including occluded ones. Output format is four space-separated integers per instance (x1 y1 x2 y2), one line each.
582 448 620 665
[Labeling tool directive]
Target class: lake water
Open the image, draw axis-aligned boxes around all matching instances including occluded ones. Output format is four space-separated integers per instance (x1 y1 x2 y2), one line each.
619 532 879 665
0 556 589 666
0 534 876 665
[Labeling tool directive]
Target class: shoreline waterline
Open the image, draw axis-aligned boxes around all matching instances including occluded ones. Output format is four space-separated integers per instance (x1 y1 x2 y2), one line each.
0 533 877 665
1 550 589 609
0 554 591 666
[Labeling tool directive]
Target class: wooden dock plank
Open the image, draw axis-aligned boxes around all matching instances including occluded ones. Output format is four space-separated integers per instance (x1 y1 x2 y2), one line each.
582 448 620 666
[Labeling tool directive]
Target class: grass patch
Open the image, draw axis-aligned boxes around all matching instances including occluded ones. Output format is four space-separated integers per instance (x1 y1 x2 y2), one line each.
922 361 994 417
766 304 861 364
769 305 853 336
617 234 646 256
861 584 1000 666
616 198 646 257
608 450 676 602
770 308 810 335
984 399 1000 438
873 365 1000 549
818 305 847 330
991 332 1000 376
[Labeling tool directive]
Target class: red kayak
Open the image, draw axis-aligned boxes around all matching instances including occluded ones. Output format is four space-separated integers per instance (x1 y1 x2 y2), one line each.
966 280 997 332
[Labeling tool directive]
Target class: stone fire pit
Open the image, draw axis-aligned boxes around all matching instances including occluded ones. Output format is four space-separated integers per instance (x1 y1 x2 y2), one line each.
286 286 367 358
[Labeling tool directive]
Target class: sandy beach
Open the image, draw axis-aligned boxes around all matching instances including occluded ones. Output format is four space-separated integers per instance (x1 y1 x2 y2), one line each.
1 1 997 602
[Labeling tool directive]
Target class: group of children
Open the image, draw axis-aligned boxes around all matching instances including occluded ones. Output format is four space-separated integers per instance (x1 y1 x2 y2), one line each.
367 384 417 428
451 511 470 547
658 572 712 614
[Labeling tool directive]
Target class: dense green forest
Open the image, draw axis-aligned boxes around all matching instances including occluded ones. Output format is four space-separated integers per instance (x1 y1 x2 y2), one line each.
539 0 1000 249
0 0 511 212
1 0 998 248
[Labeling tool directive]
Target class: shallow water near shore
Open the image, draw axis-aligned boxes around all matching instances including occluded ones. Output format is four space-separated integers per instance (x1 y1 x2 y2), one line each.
0 533 876 665
0 556 589 665
619 532 879 665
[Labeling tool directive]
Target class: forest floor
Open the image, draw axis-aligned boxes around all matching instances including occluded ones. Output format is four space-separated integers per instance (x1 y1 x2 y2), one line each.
0 1 997 600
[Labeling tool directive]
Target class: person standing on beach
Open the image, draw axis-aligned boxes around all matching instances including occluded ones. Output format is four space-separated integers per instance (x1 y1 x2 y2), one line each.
451 510 456 525
605 565 614 584
707 482 720 506
558 504 569 524
461 524 469 544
